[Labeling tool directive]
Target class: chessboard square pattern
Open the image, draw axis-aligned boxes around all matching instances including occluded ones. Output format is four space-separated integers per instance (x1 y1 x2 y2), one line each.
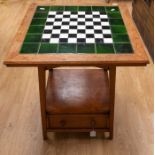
20 5 133 54
41 10 113 45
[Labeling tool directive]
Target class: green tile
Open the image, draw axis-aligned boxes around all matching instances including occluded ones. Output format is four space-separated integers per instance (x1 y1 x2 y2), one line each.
58 44 76 53
77 44 95 53
78 6 91 11
36 6 49 12
96 44 114 53
65 6 78 11
114 43 133 53
50 6 64 11
30 18 46 25
107 12 122 18
39 43 58 53
92 6 105 12
24 34 42 43
113 34 130 43
111 26 127 34
27 26 44 33
106 6 120 12
20 43 39 54
109 19 124 25
34 12 48 18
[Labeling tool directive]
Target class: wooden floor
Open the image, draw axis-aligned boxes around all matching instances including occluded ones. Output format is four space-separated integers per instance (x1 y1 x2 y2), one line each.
0 0 153 155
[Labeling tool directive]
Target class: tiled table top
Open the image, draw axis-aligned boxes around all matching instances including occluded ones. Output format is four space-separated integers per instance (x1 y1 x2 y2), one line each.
20 6 133 54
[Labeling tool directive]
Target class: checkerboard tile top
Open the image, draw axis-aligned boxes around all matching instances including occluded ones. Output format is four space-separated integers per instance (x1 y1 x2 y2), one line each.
20 6 133 54
42 11 113 44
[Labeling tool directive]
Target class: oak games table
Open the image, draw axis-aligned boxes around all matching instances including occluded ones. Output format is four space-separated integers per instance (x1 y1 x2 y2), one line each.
4 3 149 140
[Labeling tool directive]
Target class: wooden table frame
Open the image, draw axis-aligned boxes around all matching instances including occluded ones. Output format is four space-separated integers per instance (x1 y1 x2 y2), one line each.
38 65 116 139
4 2 149 140
4 3 149 67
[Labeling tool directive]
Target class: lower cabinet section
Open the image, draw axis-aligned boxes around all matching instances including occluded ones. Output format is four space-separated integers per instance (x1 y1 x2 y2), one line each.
47 114 110 130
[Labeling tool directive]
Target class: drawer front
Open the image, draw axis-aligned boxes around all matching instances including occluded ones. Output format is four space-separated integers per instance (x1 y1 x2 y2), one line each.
47 114 109 129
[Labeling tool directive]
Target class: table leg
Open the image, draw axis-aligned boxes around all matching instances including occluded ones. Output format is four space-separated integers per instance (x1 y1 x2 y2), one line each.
38 66 47 140
109 66 116 139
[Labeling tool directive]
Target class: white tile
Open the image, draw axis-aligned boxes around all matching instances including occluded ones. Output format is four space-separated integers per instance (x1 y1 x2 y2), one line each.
94 34 103 38
78 18 85 22
94 25 102 30
103 30 111 34
53 22 62 26
100 15 108 18
48 11 56 15
85 15 93 18
86 38 95 43
62 18 70 22
47 18 55 22
77 33 86 38
70 14 78 18
85 22 93 26
93 18 101 22
50 38 59 43
63 11 71 15
44 25 53 30
86 29 94 34
92 11 100 15
68 38 77 43
101 22 110 26
78 11 85 15
55 14 63 18
59 33 69 38
42 34 51 39
77 25 86 29
69 29 77 34
52 29 61 34
61 25 69 29
104 38 113 44
70 22 78 26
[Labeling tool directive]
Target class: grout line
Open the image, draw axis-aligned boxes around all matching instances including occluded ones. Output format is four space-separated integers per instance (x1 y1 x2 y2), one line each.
56 43 59 53
94 43 97 54
76 43 77 53
91 6 97 54
37 7 50 54
105 7 116 54
76 6 78 54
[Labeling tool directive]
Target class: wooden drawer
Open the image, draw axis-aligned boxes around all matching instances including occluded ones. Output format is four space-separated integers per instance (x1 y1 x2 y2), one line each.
47 114 109 129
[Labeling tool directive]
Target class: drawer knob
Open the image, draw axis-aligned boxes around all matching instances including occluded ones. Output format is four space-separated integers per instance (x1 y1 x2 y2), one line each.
60 120 66 127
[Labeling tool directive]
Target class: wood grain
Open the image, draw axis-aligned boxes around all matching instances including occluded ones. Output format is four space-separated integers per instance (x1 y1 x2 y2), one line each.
109 66 116 139
132 0 154 60
38 66 47 139
0 0 153 155
3 2 149 66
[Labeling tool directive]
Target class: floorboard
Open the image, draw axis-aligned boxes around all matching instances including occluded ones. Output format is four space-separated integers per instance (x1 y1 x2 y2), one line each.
0 0 153 155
